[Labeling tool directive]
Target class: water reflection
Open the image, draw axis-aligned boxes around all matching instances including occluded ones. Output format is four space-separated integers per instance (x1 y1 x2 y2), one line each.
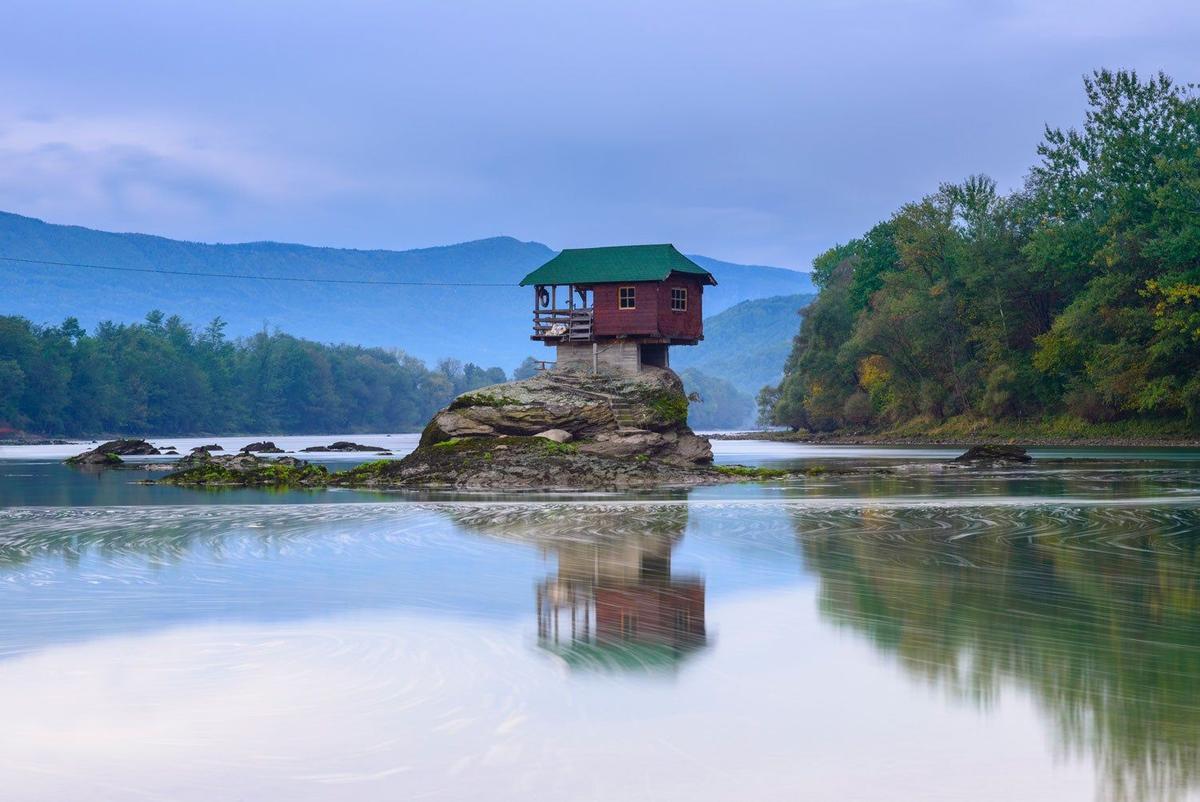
443 505 708 672
536 520 706 672
793 504 1200 801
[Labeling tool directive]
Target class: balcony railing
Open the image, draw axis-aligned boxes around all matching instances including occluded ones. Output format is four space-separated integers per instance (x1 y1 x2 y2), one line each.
532 308 594 342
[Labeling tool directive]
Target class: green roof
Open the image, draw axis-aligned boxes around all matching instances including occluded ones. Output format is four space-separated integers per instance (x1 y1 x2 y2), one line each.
519 244 717 286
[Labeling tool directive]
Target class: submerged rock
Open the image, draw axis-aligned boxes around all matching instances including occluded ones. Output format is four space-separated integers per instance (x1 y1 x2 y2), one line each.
954 444 1032 464
299 441 389 453
65 438 161 466
240 441 284 454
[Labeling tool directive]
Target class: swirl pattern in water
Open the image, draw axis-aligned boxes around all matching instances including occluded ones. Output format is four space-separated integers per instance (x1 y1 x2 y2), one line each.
0 456 1199 800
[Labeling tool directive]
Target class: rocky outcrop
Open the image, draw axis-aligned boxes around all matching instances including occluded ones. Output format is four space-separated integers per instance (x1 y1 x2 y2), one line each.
954 444 1032 464
65 439 161 466
388 367 716 488
300 441 390 453
160 452 328 487
240 441 284 454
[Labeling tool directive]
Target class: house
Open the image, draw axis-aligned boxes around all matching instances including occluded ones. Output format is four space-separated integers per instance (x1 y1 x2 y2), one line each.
519 244 717 373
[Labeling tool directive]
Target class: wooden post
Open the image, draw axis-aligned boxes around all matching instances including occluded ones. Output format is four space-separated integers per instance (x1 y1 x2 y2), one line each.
592 342 598 374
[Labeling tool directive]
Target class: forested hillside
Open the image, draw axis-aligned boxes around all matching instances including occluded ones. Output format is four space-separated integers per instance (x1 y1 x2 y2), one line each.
0 312 505 437
762 70 1200 434
0 213 812 372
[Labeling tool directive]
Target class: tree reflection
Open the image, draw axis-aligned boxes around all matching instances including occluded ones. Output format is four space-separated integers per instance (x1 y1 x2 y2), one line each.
796 505 1200 801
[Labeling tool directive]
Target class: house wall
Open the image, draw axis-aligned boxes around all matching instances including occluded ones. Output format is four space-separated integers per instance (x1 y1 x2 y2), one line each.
592 281 660 337
590 274 704 341
656 274 704 340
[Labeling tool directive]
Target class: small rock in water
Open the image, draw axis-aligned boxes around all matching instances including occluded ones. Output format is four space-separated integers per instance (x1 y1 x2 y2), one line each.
65 438 161 466
300 441 389 453
954 444 1032 464
240 441 284 454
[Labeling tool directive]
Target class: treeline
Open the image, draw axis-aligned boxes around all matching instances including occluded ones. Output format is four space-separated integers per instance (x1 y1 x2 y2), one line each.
0 311 506 436
762 70 1200 432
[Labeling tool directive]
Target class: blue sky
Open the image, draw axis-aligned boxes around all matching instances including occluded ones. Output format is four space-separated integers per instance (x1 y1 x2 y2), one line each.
2 0 1199 267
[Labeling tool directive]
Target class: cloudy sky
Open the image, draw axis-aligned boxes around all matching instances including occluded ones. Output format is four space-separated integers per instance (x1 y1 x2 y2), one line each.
2 0 1199 267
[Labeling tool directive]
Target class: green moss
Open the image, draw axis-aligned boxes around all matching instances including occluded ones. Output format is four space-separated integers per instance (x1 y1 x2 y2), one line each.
538 439 578 455
330 459 401 484
713 464 791 480
161 462 328 487
432 437 464 449
639 388 689 424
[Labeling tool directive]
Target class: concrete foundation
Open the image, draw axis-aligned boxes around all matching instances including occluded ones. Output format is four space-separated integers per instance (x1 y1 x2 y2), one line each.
554 341 669 374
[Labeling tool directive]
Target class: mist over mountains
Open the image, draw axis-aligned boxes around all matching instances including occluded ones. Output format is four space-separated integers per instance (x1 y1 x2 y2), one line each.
1 211 812 374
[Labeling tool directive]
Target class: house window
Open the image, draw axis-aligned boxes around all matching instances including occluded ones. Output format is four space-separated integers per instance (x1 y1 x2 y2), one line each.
671 287 687 311
621 613 638 639
674 610 691 632
618 286 636 309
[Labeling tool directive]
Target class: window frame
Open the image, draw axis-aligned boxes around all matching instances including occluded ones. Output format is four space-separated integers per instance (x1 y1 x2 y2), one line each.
670 287 687 312
618 286 636 310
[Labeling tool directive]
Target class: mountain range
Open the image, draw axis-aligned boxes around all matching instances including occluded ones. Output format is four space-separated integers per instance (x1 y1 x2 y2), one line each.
1 210 812 382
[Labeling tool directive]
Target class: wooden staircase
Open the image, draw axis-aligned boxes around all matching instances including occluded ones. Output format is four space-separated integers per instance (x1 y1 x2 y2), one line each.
542 373 642 431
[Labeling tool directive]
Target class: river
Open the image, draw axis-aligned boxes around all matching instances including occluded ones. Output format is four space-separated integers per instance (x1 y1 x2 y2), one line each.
1 436 1198 800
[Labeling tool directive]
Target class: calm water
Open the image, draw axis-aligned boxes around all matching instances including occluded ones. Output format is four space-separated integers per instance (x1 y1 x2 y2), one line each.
1 436 1199 800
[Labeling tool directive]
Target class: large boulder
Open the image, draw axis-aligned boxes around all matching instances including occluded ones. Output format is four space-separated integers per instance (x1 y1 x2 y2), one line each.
389 366 715 488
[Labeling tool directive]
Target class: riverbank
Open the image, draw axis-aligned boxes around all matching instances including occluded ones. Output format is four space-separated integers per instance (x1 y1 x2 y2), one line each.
711 427 1200 448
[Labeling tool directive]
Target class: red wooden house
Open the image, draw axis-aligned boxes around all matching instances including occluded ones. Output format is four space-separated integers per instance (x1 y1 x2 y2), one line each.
519 244 717 373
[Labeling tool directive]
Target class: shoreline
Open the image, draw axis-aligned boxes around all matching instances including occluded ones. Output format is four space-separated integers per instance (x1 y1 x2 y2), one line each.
708 430 1200 448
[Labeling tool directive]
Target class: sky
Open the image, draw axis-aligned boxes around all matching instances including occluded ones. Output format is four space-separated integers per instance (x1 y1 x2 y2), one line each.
2 0 1199 268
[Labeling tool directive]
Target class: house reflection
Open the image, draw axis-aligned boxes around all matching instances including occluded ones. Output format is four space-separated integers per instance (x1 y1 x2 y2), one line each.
535 511 706 672
436 502 708 672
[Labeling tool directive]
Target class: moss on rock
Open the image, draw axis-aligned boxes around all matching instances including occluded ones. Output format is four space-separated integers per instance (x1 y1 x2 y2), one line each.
160 460 328 487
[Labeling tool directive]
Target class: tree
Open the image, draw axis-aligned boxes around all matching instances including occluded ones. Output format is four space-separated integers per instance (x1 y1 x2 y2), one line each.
764 69 1200 434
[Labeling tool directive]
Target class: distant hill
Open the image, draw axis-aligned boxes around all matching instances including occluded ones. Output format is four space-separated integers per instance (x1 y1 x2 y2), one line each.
671 293 814 398
0 211 812 371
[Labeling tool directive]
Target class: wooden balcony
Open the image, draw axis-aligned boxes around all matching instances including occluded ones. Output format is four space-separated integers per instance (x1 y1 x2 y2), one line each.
532 308 594 342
